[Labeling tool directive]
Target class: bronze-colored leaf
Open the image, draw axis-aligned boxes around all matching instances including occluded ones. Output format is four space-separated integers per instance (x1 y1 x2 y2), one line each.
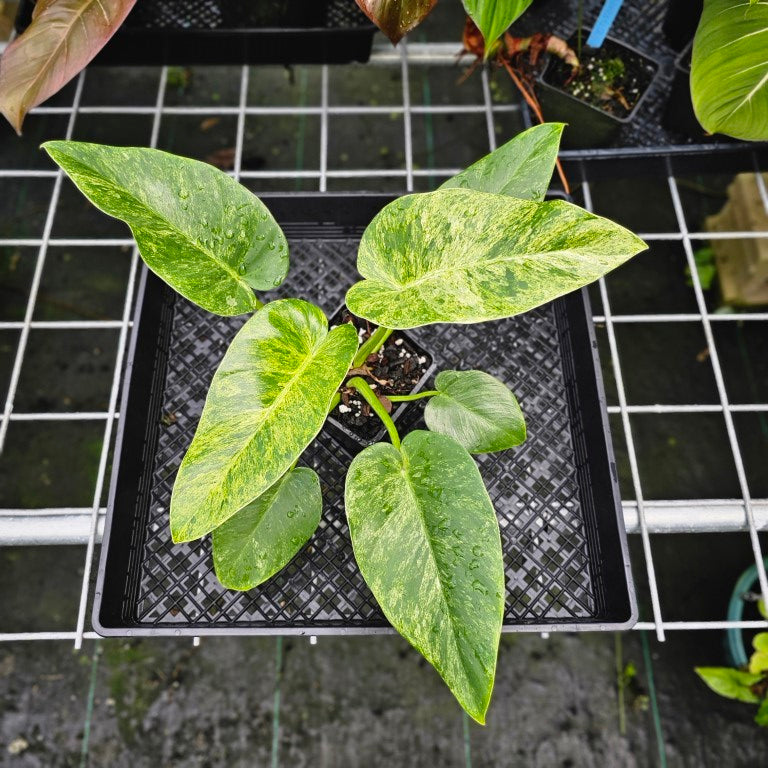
0 0 137 134
355 0 437 44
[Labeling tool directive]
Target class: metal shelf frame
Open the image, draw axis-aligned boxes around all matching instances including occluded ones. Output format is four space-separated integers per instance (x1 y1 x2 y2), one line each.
1 42 767 646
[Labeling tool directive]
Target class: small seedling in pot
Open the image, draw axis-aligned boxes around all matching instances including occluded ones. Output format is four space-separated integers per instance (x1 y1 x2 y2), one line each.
43 122 646 723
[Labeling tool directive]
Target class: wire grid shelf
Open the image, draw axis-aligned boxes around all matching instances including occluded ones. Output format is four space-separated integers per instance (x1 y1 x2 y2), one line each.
0 41 767 646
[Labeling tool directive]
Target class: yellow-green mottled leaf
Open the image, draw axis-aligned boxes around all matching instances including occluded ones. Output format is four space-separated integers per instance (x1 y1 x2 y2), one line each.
695 667 763 703
425 370 525 453
171 299 358 542
345 430 504 723
441 123 564 201
345 188 646 329
462 0 533 53
43 141 288 315
691 0 768 141
212 467 321 591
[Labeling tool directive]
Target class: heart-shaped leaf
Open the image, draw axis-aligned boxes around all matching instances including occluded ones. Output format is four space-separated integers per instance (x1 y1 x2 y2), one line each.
461 0 533 53
345 430 504 723
0 0 137 134
440 123 564 201
171 299 358 543
425 370 525 453
355 0 437 44
346 188 646 329
212 467 322 591
691 0 768 141
43 141 288 316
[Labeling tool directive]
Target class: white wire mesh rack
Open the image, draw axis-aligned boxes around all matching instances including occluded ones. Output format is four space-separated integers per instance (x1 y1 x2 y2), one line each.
0 40 767 646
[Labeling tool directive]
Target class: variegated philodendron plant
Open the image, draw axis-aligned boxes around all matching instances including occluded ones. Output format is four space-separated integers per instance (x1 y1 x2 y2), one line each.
44 123 646 724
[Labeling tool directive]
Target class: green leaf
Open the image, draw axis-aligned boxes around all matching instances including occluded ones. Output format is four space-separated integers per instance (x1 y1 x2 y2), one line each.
424 370 525 454
749 651 768 675
755 697 768 727
354 0 437 44
42 141 288 316
345 430 505 723
461 0 533 53
691 0 768 141
695 667 763 703
171 299 358 542
212 467 322 591
0 0 137 134
440 123 564 202
346 188 646 329
754 633 768 652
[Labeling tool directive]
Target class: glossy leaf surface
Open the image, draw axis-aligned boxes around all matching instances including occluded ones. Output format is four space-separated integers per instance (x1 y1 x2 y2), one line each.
213 467 322 591
346 188 646 329
441 123 563 201
461 0 533 52
355 0 437 44
691 0 768 141
695 667 763 703
43 141 288 316
345 430 504 723
171 299 358 542
424 370 525 453
0 0 136 133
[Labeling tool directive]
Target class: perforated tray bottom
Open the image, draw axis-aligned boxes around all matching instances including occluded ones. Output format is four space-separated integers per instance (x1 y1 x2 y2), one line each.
110 238 605 632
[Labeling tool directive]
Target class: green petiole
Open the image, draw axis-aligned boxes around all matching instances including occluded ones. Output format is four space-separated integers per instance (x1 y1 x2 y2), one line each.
387 390 439 402
346 376 401 449
352 325 393 368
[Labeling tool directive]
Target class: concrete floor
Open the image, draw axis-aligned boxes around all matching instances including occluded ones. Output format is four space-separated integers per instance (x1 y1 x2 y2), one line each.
1 627 766 767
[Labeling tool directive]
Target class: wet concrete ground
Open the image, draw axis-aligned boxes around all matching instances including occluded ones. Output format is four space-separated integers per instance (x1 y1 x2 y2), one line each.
1 628 765 767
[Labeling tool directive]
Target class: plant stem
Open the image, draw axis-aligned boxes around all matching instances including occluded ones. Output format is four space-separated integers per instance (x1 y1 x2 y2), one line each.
346 376 401 449
352 325 393 368
388 390 440 402
615 632 626 736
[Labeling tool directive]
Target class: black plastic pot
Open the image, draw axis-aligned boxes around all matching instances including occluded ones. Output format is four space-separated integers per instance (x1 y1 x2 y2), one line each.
662 0 703 51
537 33 659 150
662 41 702 139
15 0 376 66
325 305 436 455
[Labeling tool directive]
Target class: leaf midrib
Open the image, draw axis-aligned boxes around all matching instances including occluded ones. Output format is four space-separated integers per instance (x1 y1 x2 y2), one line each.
66 159 254 298
399 451 478 687
202 327 339 512
371 246 602 291
22 0 127 103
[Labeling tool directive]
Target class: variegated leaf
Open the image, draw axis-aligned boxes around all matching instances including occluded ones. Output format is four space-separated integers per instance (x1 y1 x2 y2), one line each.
171 299 358 543
345 188 646 329
425 370 525 453
213 467 322 591
440 123 564 201
345 430 504 723
43 141 287 316
355 0 437 44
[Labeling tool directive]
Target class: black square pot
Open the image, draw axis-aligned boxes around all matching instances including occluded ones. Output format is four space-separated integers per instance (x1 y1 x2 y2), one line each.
325 305 437 456
537 32 659 150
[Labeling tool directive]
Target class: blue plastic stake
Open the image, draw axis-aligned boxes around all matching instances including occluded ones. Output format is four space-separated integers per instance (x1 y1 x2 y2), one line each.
586 0 625 48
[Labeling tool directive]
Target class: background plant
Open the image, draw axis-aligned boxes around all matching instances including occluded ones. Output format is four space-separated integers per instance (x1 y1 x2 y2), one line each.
44 122 646 723
690 0 768 142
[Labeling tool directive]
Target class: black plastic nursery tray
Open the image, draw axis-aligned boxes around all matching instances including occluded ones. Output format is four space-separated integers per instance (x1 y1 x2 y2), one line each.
94 194 636 637
15 0 376 66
